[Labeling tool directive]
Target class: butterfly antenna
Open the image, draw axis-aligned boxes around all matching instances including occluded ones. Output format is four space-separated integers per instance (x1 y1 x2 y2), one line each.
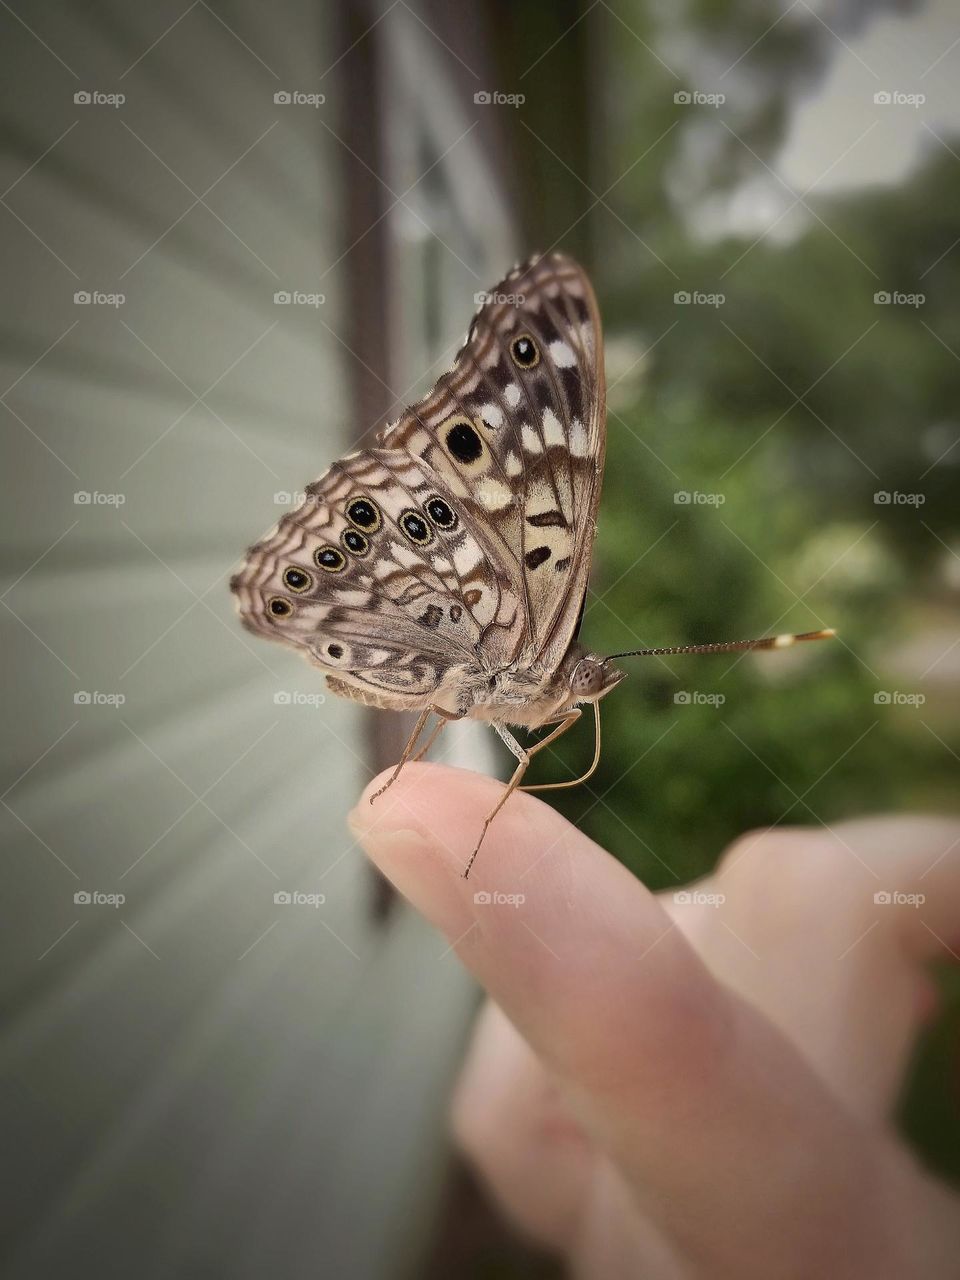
605 628 835 661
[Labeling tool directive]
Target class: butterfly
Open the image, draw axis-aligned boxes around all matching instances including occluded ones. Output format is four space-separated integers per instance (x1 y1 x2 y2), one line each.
231 253 833 876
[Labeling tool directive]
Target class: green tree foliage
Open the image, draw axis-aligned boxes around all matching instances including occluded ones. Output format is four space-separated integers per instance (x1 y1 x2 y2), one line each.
505 0 959 1182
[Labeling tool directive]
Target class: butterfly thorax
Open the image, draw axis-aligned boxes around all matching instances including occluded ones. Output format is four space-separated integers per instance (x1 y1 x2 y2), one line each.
467 645 625 729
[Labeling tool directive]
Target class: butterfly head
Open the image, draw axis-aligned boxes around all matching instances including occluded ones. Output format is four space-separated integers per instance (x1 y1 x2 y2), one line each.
565 652 626 707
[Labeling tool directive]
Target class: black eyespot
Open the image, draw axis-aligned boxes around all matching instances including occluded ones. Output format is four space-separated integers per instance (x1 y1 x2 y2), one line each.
315 545 346 573
525 545 551 570
327 643 343 659
283 566 312 593
418 604 442 629
269 597 292 617
346 497 380 531
445 420 483 464
341 528 369 557
400 509 432 545
511 333 539 368
425 496 457 530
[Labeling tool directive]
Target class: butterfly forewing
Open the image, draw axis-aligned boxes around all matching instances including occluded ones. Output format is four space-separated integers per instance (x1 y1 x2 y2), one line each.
230 252 605 711
381 252 605 670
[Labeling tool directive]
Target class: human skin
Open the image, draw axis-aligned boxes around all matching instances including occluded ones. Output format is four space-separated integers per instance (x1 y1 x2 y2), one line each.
349 765 960 1279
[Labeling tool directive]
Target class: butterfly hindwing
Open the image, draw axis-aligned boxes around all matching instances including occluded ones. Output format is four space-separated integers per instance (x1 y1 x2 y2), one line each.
231 447 512 708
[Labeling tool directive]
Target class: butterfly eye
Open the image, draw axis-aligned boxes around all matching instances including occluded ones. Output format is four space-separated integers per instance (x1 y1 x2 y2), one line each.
315 546 346 573
269 597 292 617
511 334 539 368
341 528 369 556
346 497 381 531
425 496 458 530
444 418 484 465
283 566 312 593
400 509 433 545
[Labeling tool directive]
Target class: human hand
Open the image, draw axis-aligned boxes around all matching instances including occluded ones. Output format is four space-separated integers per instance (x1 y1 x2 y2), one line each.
350 765 960 1279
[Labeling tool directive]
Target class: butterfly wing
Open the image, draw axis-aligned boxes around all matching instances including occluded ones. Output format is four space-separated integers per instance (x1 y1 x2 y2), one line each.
230 447 515 711
381 251 605 673
231 252 605 711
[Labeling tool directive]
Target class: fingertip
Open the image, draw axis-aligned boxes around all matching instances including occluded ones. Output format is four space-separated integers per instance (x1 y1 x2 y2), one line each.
353 761 497 823
350 761 596 892
348 763 525 934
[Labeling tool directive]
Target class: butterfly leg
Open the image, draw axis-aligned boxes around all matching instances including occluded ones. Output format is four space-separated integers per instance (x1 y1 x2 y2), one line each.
463 711 582 879
411 714 449 764
369 705 465 805
522 699 603 793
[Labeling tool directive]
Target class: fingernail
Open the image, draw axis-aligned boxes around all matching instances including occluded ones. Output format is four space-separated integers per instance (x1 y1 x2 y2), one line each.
347 818 423 867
